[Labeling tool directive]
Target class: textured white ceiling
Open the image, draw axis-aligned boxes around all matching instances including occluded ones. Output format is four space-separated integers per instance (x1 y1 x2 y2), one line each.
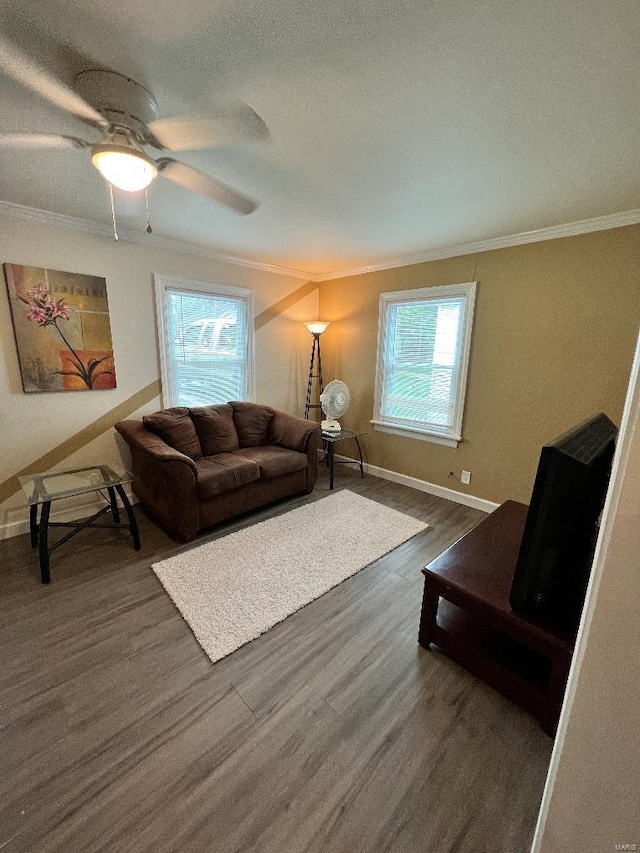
0 0 639 275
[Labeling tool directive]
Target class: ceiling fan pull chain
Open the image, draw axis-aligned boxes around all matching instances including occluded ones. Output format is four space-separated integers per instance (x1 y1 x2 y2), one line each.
108 182 119 242
145 188 153 233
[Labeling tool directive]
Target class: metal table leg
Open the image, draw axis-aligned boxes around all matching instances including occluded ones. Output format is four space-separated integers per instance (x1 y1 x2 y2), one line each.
354 434 364 478
107 486 120 523
38 501 51 584
327 442 335 490
29 503 38 548
115 484 141 550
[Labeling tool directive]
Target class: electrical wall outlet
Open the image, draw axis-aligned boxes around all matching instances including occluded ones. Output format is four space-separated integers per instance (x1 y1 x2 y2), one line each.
461 470 472 485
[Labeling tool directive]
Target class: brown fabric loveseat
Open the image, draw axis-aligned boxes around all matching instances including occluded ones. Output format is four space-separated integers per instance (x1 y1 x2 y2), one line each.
115 401 322 542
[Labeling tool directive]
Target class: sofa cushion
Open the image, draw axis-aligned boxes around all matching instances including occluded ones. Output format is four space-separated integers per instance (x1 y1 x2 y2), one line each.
190 404 240 455
195 453 260 500
230 401 275 447
233 445 308 480
142 407 202 460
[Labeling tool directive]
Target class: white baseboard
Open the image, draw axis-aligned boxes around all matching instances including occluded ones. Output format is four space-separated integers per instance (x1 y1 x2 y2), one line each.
0 485 137 541
333 453 500 513
3 458 497 540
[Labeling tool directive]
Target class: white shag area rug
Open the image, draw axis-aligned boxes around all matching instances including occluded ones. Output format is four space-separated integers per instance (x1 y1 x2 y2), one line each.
152 489 428 664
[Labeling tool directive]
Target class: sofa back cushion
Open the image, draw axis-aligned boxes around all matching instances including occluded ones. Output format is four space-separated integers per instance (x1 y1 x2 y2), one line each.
190 404 240 455
230 401 274 447
142 407 203 459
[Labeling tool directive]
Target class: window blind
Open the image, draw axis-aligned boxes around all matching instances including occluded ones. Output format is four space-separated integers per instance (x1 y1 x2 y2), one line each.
380 296 466 433
164 288 248 407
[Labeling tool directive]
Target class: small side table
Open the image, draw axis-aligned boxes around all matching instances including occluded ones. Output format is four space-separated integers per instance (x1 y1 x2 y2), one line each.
19 465 141 584
321 429 365 489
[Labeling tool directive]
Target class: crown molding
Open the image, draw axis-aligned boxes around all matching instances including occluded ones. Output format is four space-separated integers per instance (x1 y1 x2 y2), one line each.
2 198 638 284
0 199 313 281
316 208 640 281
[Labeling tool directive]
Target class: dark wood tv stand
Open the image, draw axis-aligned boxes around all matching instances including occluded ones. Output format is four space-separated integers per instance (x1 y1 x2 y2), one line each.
419 500 576 735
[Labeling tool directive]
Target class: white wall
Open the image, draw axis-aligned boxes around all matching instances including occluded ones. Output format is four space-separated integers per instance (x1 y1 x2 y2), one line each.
532 336 640 852
0 211 318 537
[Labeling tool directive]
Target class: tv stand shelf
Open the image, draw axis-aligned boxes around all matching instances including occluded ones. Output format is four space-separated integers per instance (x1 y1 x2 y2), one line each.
419 500 576 735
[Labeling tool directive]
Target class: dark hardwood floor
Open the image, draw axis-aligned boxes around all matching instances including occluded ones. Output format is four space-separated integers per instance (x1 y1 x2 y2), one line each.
0 467 552 852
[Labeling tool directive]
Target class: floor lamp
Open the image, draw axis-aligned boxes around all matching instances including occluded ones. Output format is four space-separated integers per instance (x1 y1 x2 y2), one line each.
303 321 329 420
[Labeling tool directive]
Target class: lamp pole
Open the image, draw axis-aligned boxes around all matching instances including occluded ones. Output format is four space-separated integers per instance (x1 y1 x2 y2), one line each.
303 321 329 420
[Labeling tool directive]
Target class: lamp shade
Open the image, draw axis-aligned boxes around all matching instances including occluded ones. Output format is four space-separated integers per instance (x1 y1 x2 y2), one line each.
91 144 158 191
304 321 330 335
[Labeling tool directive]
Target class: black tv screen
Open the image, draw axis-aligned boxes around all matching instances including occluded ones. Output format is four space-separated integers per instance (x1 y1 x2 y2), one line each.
509 413 617 628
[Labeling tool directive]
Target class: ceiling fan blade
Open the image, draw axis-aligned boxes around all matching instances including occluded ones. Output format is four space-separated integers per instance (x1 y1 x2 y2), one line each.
156 158 257 215
147 106 268 151
0 133 90 149
0 35 108 128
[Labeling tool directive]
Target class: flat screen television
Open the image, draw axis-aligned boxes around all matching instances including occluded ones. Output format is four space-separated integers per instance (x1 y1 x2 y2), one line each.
509 413 617 629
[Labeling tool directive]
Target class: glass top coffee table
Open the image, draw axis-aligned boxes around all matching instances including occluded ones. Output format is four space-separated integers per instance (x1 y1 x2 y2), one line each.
19 464 140 584
321 429 366 489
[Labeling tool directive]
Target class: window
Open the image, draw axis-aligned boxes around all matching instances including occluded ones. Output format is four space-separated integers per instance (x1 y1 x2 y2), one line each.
372 282 476 447
154 274 254 408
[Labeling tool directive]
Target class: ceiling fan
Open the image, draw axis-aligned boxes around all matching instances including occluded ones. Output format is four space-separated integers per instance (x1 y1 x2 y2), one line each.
0 34 266 214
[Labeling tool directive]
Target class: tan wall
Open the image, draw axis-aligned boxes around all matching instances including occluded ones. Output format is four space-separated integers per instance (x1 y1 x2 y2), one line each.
319 226 640 504
0 213 318 535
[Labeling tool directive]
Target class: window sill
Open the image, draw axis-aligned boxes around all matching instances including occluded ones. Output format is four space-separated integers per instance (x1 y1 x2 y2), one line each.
370 420 461 448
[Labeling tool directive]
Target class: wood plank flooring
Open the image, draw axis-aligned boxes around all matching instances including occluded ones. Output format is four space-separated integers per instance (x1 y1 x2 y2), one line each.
0 468 552 852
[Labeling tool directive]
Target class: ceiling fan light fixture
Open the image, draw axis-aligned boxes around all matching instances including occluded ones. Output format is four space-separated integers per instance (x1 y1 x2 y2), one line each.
91 144 158 191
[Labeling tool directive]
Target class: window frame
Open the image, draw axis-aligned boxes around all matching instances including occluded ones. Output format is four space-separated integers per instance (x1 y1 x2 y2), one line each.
372 281 476 448
154 273 255 408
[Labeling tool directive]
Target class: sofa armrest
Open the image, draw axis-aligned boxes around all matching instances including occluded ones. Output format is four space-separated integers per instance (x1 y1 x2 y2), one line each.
115 419 199 542
115 420 198 472
268 410 321 453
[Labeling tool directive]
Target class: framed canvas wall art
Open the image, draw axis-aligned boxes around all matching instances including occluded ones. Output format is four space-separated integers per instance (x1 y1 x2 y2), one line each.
4 263 117 393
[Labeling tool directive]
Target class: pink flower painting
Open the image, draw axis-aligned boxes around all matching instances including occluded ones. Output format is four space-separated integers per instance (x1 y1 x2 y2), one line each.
4 264 117 393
